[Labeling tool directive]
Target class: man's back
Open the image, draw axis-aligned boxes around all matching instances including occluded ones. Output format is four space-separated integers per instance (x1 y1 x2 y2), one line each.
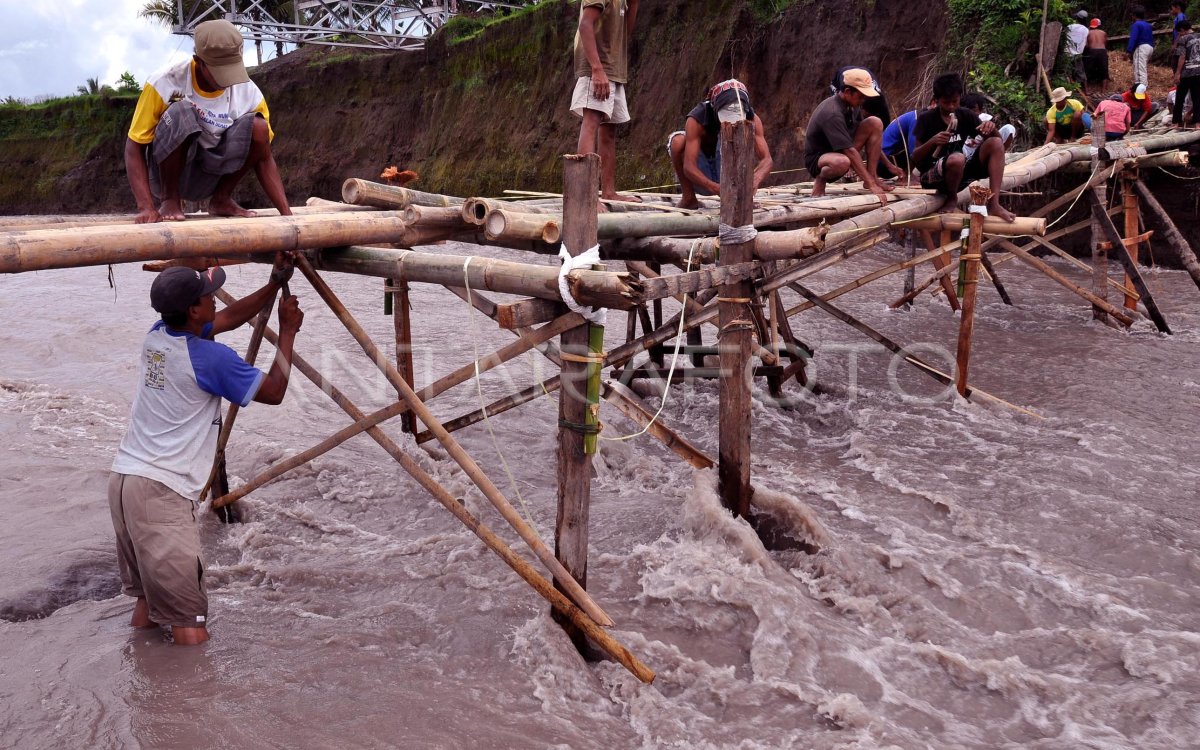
1067 23 1089 55
1087 28 1108 47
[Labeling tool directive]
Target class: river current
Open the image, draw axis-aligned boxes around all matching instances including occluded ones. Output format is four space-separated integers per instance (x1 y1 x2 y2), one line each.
1 239 1197 749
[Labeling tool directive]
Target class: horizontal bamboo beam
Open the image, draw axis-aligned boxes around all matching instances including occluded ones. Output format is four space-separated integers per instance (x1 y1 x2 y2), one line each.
0 202 378 233
484 209 562 244
342 179 465 209
901 214 1046 236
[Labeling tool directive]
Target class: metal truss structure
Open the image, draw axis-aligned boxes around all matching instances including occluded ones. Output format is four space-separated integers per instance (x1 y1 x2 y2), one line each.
172 1 539 51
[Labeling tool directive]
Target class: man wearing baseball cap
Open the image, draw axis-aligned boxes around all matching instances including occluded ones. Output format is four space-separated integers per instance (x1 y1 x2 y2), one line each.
803 67 894 203
125 19 292 224
109 255 303 644
666 80 774 209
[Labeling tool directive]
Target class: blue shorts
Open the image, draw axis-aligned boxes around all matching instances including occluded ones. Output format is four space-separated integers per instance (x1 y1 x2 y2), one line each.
668 130 721 195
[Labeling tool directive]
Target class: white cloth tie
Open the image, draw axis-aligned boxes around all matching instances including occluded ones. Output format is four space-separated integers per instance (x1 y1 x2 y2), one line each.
558 244 607 325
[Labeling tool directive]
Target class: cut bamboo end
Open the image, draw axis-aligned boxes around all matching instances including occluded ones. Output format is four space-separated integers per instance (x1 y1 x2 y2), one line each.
484 208 562 244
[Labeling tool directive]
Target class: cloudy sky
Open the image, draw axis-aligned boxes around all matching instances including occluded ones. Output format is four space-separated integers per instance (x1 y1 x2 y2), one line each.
0 1 260 101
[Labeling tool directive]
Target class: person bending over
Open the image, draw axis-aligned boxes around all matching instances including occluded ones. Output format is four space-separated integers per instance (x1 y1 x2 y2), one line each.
803 67 894 203
910 73 1015 222
125 20 291 224
667 80 773 209
1044 87 1087 144
109 255 302 645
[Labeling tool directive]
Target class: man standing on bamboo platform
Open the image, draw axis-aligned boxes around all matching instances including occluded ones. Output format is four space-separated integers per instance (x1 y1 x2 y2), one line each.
910 73 1015 222
1173 20 1200 128
109 256 302 644
1043 87 1087 144
1066 11 1090 90
572 0 639 202
804 68 894 204
125 19 291 224
1128 6 1155 89
1084 18 1110 96
666 80 773 209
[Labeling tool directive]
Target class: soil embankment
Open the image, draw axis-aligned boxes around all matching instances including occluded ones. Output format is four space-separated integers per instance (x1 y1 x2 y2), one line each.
0 0 947 214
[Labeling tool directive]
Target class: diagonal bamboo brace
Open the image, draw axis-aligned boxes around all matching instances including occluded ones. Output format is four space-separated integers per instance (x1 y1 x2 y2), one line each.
294 254 615 627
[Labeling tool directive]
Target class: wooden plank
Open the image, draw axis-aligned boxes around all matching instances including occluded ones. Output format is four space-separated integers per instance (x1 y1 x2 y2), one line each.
955 187 991 395
496 298 568 329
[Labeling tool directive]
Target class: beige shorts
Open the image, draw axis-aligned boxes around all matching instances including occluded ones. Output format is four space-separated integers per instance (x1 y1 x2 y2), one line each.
108 473 208 629
570 77 630 124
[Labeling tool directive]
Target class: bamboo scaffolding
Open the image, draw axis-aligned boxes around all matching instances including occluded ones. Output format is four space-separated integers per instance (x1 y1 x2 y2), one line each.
342 178 465 209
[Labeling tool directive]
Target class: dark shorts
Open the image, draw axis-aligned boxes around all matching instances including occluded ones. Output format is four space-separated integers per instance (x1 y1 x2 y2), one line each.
804 151 824 181
1083 48 1109 83
919 151 988 195
148 100 256 202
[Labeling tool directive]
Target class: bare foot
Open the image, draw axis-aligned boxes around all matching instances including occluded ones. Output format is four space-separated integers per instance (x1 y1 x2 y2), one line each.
208 197 257 218
171 626 210 645
677 197 701 210
130 597 157 629
601 192 642 203
811 178 827 198
877 180 896 193
990 201 1016 223
158 199 186 221
937 195 960 214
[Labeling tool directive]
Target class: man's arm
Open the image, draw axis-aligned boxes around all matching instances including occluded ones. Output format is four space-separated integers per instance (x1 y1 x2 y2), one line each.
252 295 303 405
578 6 609 100
124 138 160 224
1133 103 1151 128
751 115 774 189
680 120 720 195
910 127 949 167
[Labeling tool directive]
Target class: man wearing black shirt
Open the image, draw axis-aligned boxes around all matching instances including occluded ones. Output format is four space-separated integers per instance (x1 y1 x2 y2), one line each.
803 67 893 203
910 73 1015 222
667 80 774 209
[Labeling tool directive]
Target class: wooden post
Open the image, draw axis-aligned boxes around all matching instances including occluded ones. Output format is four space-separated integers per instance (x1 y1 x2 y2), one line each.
955 186 991 396
554 153 601 650
718 120 756 518
1122 167 1140 310
392 277 418 433
902 230 916 309
1091 111 1109 323
1133 180 1200 294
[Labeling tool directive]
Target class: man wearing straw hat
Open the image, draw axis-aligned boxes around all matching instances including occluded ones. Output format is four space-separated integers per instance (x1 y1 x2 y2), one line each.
124 19 292 224
109 258 302 644
666 80 773 209
1043 87 1087 144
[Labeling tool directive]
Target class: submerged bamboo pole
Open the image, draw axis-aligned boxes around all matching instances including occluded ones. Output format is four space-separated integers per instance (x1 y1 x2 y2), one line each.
955 186 990 396
718 120 756 519
294 255 615 628
211 316 651 682
1121 168 1140 311
1133 180 1200 294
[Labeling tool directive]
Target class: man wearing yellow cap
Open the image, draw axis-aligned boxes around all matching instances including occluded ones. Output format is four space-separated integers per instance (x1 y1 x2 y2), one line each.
124 20 291 224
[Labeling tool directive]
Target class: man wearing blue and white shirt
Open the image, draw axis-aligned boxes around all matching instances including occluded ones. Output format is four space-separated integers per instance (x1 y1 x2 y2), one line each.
109 257 302 645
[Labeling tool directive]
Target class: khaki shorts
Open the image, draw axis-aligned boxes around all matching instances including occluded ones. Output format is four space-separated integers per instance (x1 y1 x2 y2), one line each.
570 77 630 124
108 473 208 629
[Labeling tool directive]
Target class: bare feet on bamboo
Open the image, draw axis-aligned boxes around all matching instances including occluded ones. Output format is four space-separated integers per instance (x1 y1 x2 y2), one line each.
601 192 642 203
158 199 185 221
208 197 257 218
990 201 1016 222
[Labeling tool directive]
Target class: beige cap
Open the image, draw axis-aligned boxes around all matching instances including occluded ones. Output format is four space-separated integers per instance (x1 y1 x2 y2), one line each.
1050 86 1071 103
842 68 879 98
194 20 248 88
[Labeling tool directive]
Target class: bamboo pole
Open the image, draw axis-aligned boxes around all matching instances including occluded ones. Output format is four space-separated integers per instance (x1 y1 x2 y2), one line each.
392 277 418 433
1122 168 1140 310
484 209 562 244
995 239 1138 326
416 376 562 444
1133 180 1200 294
555 153 602 652
0 211 429 275
463 197 557 224
402 204 474 231
718 120 756 519
1028 236 1139 299
955 186 991 396
209 318 650 681
293 255 615 627
1087 195 1171 333
1090 112 1111 324
602 381 713 469
342 179 465 209
900 214 1045 235
0 203 378 233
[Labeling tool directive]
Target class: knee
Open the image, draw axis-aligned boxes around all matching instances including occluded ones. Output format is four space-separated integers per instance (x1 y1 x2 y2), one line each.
821 154 851 176
669 133 685 157
862 116 883 133
947 153 966 168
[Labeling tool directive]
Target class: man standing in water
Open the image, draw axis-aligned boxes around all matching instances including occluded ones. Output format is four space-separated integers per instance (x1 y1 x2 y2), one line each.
125 19 291 224
109 257 302 644
572 0 639 201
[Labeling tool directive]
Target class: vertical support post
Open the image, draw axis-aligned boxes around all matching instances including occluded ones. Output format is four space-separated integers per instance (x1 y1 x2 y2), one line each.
718 121 756 518
1122 166 1140 310
554 153 601 648
1090 111 1109 322
392 277 418 434
955 185 991 397
902 230 916 309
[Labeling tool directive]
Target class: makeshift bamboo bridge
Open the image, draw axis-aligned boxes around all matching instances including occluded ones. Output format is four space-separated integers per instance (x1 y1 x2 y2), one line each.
4 119 1200 683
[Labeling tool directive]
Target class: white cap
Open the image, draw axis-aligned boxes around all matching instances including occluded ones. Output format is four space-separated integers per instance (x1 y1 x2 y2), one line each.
999 124 1017 143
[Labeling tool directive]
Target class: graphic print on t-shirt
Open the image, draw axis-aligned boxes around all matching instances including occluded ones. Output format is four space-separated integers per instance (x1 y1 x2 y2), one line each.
145 349 167 390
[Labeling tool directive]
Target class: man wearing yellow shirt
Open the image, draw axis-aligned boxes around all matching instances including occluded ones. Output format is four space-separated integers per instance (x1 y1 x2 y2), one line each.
124 20 291 224
1044 87 1086 144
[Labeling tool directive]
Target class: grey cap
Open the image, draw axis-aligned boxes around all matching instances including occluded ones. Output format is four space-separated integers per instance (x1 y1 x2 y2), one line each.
1075 10 1089 19
151 266 227 315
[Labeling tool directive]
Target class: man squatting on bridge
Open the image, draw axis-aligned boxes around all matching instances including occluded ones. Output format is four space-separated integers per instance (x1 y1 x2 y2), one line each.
109 258 303 645
802 67 895 205
666 80 773 210
124 19 291 223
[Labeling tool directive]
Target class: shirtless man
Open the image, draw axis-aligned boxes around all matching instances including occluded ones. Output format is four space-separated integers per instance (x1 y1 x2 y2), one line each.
125 20 290 223
1084 18 1110 96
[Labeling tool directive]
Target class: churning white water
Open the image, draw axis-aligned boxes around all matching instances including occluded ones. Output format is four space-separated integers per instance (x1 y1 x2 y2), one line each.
1 240 1198 749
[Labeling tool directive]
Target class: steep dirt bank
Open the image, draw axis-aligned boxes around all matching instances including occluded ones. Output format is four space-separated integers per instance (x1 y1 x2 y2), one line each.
0 0 947 214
